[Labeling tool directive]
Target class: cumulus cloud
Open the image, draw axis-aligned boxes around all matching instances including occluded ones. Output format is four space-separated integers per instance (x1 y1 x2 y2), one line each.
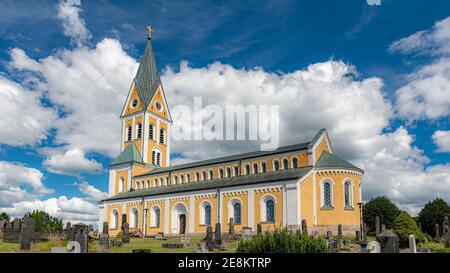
77 181 108 201
433 130 450 153
1 196 99 225
57 0 92 47
43 149 103 176
0 76 57 146
389 16 450 57
9 39 138 157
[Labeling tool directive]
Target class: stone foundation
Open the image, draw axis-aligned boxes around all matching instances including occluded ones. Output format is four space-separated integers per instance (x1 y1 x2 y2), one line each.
314 225 360 236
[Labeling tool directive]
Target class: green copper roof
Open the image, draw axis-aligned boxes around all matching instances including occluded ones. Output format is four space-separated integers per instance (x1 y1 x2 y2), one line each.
135 142 310 177
101 167 312 202
110 142 143 167
308 128 326 149
134 38 161 110
315 151 363 173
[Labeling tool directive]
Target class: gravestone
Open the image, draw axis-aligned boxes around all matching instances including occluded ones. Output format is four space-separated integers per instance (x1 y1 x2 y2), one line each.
376 230 399 253
301 219 308 235
443 216 450 248
228 218 235 235
206 226 214 251
366 241 381 253
20 214 35 251
180 236 190 247
435 223 440 241
241 227 252 239
257 223 262 236
313 230 319 239
337 224 343 249
375 216 380 237
409 234 417 253
381 224 386 232
99 222 110 251
214 223 222 245
328 239 338 253
362 223 368 243
4 219 21 243
355 231 360 242
65 222 72 240
122 214 127 226
73 224 89 253
326 231 332 240
122 222 130 244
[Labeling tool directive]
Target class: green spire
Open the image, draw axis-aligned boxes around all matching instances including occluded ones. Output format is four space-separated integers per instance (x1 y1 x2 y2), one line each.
134 28 161 109
110 142 143 167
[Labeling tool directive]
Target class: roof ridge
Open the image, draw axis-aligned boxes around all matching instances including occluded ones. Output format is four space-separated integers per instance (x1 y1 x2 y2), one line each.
315 151 363 173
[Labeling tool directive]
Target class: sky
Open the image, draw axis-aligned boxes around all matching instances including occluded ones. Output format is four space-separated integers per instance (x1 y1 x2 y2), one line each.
0 0 449 226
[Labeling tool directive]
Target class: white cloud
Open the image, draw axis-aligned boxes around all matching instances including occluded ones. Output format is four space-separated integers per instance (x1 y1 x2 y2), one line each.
433 130 450 153
0 196 99 226
0 76 57 146
77 181 108 201
43 149 103 176
9 38 138 157
57 0 92 47
389 16 450 56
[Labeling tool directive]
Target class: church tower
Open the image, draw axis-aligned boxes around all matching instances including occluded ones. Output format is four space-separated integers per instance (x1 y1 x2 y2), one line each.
107 26 172 197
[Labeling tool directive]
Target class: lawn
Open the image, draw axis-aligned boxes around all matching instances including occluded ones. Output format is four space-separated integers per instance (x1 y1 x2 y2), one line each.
0 240 68 253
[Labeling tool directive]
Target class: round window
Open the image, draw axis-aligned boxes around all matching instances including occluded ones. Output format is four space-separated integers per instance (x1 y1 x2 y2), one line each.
155 101 162 111
131 98 138 108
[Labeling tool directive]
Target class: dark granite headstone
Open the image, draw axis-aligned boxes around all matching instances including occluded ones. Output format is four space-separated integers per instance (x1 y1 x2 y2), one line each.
100 222 110 250
228 218 235 235
355 230 360 242
122 222 130 244
328 239 338 253
4 219 21 243
362 223 368 243
73 224 89 253
65 222 72 240
375 216 380 237
337 224 343 249
206 226 214 251
326 231 332 240
257 223 262 236
376 230 399 253
301 219 308 235
443 216 450 248
214 223 222 245
435 223 440 241
20 214 35 251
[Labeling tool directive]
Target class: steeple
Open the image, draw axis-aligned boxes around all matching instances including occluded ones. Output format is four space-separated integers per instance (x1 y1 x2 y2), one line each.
134 26 161 110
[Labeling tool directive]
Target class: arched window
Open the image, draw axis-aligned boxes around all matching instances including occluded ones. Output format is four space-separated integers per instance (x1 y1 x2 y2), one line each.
234 203 241 224
160 129 165 144
130 208 138 228
218 168 224 178
233 166 239 176
118 177 124 193
322 180 333 208
165 177 169 186
202 171 207 181
174 175 179 185
253 163 258 174
159 178 163 187
208 170 213 180
261 162 267 173
180 174 185 184
154 179 158 187
205 205 211 225
292 157 298 169
146 180 150 188
344 181 353 208
126 126 132 142
136 181 140 189
245 164 250 175
282 158 289 170
150 206 160 228
111 209 119 229
152 151 156 165
266 199 275 222
156 152 161 166
149 124 155 140
136 123 142 139
273 160 280 171
195 172 200 182
226 167 231 178
186 174 191 183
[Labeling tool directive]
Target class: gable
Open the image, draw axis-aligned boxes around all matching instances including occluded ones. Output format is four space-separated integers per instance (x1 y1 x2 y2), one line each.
122 82 144 117
147 84 172 121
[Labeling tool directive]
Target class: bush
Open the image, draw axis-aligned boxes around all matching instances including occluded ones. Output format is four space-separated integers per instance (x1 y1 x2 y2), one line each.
393 211 425 247
417 198 450 237
236 228 328 253
363 196 400 233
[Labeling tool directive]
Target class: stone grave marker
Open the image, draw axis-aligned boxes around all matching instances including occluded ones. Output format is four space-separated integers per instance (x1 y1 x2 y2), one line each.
337 224 343 249
366 241 381 253
206 226 214 251
180 236 190 247
257 223 262 236
122 222 130 244
65 222 72 240
376 229 399 253
435 223 440 241
214 223 222 245
301 219 308 235
355 230 360 242
326 231 332 240
228 218 235 235
20 214 35 251
409 234 417 253
375 216 380 237
99 221 110 251
362 223 368 242
73 224 89 253
328 239 338 253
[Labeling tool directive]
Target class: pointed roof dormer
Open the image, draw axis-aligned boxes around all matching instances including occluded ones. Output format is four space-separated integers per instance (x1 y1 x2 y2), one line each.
134 26 161 110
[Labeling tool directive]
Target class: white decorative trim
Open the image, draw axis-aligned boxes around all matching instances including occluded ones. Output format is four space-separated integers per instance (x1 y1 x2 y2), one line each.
319 177 335 208
248 189 255 229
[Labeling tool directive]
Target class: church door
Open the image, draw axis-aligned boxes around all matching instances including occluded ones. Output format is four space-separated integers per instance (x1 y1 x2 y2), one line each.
179 214 186 234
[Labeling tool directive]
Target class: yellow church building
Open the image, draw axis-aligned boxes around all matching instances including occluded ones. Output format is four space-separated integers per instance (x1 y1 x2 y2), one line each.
98 29 364 237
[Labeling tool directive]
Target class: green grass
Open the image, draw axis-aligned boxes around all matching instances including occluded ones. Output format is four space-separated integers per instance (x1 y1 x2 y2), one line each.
0 240 68 253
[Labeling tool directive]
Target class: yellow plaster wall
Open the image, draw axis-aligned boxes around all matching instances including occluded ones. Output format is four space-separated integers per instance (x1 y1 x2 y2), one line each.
106 204 123 237
114 170 129 195
123 85 143 116
314 137 330 162
300 175 314 228
168 198 190 235
126 202 143 231
148 85 170 120
315 172 361 226
222 192 248 232
134 115 143 155
254 188 283 231
193 196 218 233
146 200 165 234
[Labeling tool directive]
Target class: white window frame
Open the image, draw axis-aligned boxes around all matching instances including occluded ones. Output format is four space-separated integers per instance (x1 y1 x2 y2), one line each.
260 194 276 222
199 200 213 225
150 205 161 228
343 179 354 208
110 209 119 229
319 178 335 208
227 198 243 224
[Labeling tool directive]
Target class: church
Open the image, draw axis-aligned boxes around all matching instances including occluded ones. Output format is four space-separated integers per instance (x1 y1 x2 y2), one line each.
98 27 364 237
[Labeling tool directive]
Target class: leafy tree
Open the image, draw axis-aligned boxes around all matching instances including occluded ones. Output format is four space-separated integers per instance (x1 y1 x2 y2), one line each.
0 212 10 222
363 196 401 233
30 210 63 232
393 211 424 247
417 198 450 237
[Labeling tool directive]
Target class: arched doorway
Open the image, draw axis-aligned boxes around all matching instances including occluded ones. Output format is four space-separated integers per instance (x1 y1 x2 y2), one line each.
171 203 187 234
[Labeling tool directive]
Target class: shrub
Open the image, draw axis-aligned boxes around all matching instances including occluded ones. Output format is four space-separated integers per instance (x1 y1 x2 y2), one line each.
363 196 400 233
236 228 328 253
393 211 424 247
417 198 450 237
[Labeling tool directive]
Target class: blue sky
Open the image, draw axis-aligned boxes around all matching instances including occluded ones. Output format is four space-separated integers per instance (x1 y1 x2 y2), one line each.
0 0 449 224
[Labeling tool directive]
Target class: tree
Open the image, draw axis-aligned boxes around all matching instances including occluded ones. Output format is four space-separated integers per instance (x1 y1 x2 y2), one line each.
417 198 450 237
30 210 63 232
393 211 424 247
0 212 10 222
363 196 401 233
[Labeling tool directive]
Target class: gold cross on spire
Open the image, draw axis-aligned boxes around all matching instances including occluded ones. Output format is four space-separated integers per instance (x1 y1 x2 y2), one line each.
146 25 153 40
